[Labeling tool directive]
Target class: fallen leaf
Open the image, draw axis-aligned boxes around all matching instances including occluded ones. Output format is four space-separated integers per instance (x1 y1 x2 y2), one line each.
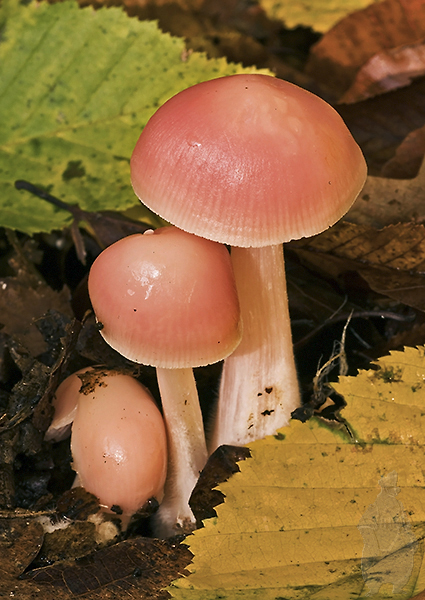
334 346 425 444
36 521 109 567
258 0 380 33
340 41 425 103
291 220 425 311
0 271 72 358
337 76 425 174
170 346 425 599
345 158 425 228
306 0 425 98
87 0 315 85
189 445 251 525
0 0 262 235
22 536 192 600
381 125 425 178
295 221 425 271
0 515 44 577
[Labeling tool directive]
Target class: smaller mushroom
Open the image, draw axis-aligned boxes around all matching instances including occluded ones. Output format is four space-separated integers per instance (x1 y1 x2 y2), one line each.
45 367 168 522
87 226 241 536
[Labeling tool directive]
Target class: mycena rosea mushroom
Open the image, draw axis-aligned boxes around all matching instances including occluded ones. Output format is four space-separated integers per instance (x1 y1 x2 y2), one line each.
130 73 367 450
87 226 241 535
45 368 167 521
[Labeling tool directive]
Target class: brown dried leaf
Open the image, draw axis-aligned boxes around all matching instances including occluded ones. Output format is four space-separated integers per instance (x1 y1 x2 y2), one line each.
369 320 425 359
337 76 425 175
21 537 192 600
341 41 425 103
381 124 425 178
37 522 106 566
303 221 425 270
189 444 251 525
359 264 425 311
0 516 44 577
56 488 101 522
0 311 83 510
291 220 425 311
346 157 425 227
0 271 72 358
287 255 360 325
306 0 425 98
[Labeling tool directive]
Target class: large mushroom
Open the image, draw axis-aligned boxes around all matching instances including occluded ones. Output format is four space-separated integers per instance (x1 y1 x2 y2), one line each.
88 226 241 535
130 73 367 451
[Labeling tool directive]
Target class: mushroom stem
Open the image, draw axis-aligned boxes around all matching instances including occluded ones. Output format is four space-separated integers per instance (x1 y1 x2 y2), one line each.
154 367 208 537
209 244 300 451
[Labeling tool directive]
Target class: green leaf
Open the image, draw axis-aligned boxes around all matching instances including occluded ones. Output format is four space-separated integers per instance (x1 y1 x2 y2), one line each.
0 0 259 234
171 347 425 599
258 0 380 33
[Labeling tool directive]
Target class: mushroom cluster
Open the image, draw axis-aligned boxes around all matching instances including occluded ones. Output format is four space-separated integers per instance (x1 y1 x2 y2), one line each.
48 73 366 539
130 73 367 451
88 226 241 536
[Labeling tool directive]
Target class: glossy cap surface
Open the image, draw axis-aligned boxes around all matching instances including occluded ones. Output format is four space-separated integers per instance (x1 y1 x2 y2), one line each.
70 369 167 515
88 227 241 367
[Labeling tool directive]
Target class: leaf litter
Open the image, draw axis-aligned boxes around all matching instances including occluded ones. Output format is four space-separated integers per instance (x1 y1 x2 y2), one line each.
305 0 425 99
0 217 251 597
2 0 425 598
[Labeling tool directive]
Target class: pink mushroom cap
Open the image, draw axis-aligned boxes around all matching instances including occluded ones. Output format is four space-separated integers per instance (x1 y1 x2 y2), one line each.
47 368 168 516
130 74 367 247
88 226 241 368
72 370 167 515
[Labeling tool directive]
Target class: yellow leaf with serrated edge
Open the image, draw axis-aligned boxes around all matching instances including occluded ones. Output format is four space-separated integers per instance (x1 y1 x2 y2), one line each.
171 347 425 599
259 0 380 33
335 346 425 445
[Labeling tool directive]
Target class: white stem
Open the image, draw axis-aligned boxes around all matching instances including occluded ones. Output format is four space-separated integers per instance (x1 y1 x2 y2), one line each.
154 367 208 537
209 245 300 451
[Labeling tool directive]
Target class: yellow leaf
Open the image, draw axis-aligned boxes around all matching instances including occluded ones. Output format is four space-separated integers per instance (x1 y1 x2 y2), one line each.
171 347 425 599
258 0 380 33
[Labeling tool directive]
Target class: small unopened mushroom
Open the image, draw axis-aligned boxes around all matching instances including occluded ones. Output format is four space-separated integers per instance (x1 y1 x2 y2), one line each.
130 73 367 450
87 226 241 536
46 368 167 520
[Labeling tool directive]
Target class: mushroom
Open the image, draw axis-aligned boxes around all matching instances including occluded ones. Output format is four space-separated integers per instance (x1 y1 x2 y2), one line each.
87 226 241 535
46 367 168 522
130 73 367 450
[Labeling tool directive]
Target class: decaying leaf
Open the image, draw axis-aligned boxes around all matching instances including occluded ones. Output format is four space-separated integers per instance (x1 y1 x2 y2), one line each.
381 125 425 179
290 219 425 312
190 445 251 525
306 0 425 98
345 158 425 227
0 270 73 358
0 515 44 577
170 346 425 599
22 536 192 600
0 514 52 600
341 41 425 103
337 77 425 175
